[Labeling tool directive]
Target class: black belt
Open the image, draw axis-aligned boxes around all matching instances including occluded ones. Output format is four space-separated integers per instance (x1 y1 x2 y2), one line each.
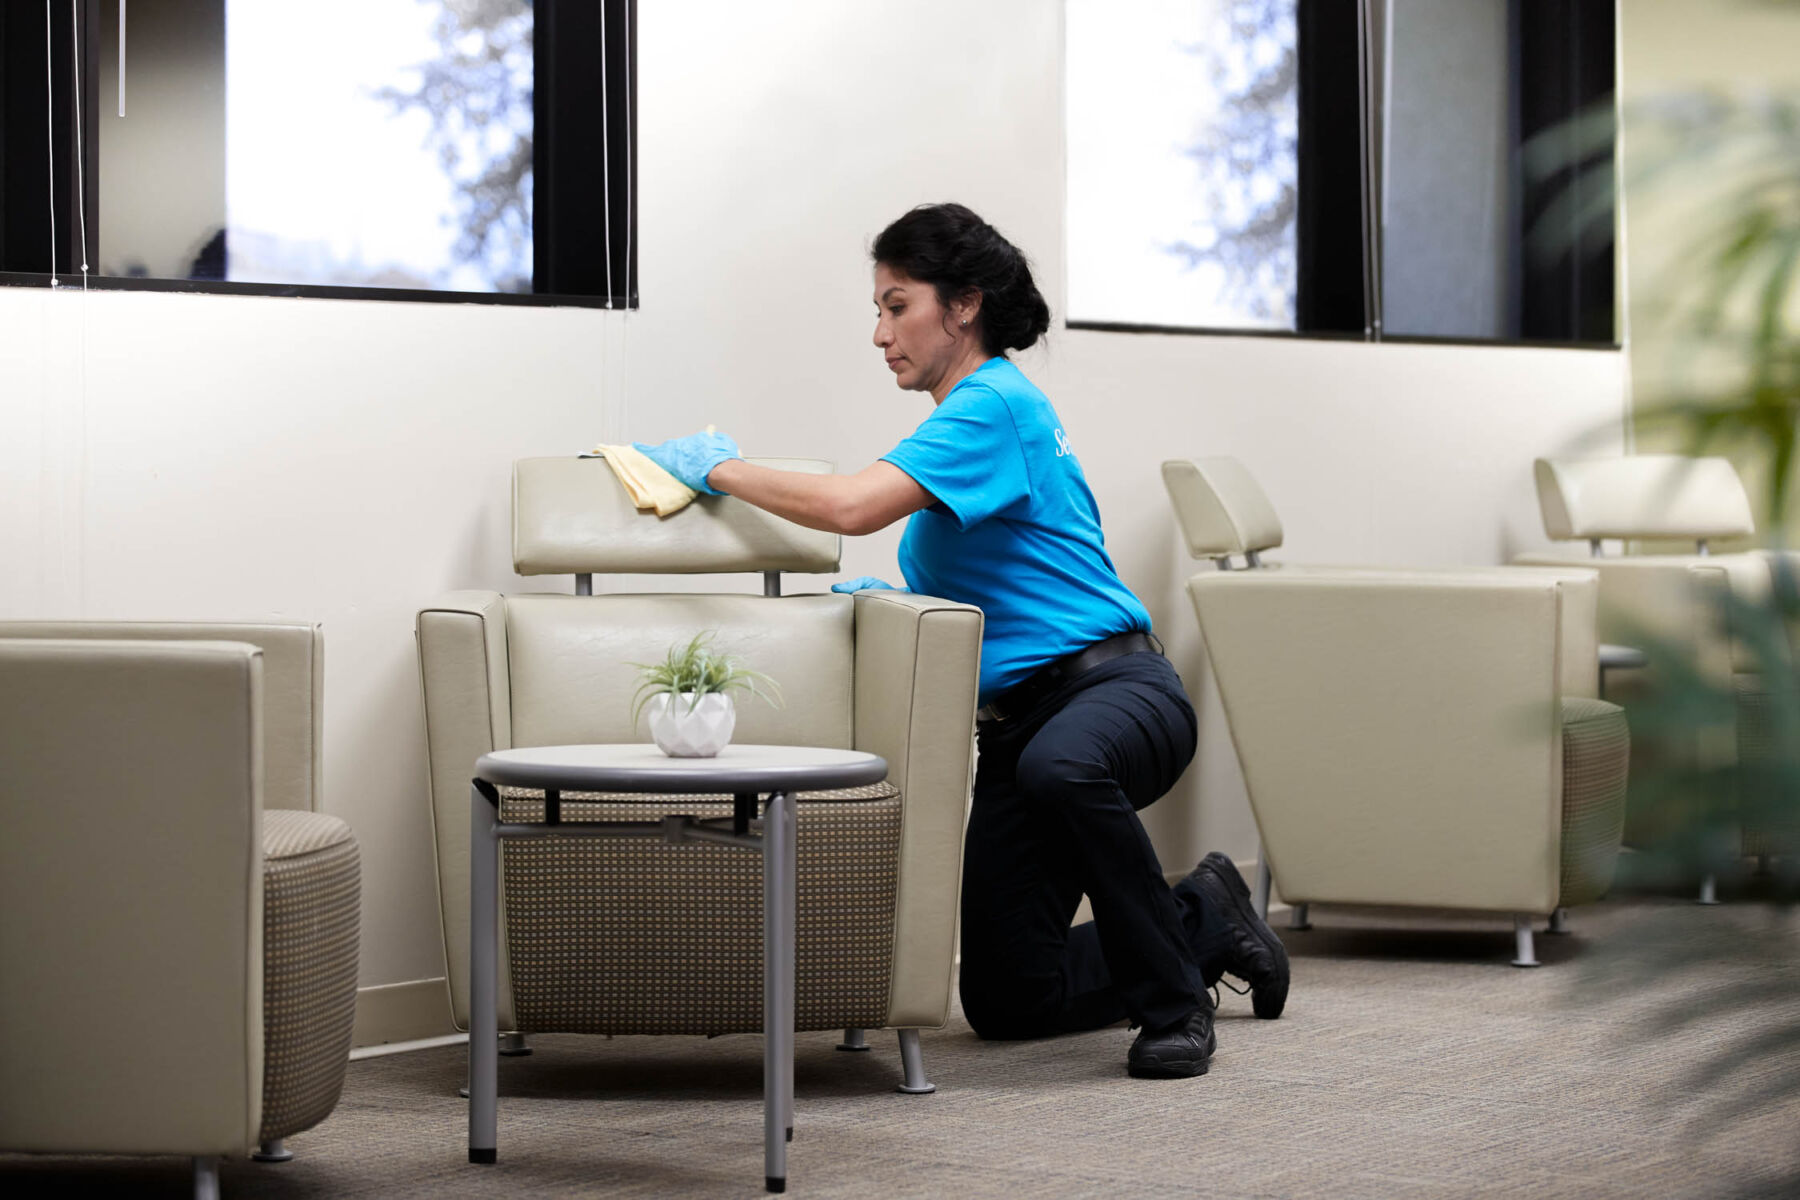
976 631 1161 724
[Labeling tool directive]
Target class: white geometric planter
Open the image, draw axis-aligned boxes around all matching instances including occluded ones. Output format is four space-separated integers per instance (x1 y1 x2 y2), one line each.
646 691 736 757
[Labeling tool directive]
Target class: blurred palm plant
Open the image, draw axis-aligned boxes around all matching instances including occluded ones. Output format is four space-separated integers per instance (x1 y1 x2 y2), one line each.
1527 69 1800 1198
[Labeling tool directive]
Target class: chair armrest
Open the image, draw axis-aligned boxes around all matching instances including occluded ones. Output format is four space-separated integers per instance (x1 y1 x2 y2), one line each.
851 590 983 1029
0 639 264 1155
417 591 513 1029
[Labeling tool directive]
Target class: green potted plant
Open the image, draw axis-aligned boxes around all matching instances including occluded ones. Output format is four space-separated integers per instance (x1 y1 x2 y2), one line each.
630 632 781 757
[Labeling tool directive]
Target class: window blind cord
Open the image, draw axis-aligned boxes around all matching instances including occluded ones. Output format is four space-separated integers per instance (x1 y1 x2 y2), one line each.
45 0 58 287
599 2 614 309
1354 0 1382 342
71 0 90 287
118 0 126 118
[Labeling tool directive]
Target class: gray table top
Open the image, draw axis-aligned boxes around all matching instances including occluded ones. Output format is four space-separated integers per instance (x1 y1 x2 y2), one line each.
475 743 888 795
1598 643 1650 670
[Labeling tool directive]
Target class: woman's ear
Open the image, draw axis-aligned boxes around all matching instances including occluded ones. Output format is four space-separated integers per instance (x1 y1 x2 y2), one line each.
955 289 983 330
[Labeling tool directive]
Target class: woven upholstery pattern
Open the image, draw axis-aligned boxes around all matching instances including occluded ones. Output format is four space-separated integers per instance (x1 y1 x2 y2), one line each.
498 782 901 1035
1733 673 1800 856
260 810 360 1143
1560 698 1629 906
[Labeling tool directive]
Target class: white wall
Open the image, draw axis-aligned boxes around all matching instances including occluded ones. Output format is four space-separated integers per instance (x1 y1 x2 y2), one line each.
0 0 1626 1030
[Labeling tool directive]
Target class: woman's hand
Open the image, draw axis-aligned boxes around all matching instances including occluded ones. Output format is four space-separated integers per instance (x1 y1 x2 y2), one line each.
831 576 902 593
632 430 742 494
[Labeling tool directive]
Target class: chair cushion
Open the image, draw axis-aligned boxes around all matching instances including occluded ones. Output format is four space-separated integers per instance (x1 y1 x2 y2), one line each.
1560 698 1629 906
505 593 856 750
498 782 901 1035
260 810 360 1143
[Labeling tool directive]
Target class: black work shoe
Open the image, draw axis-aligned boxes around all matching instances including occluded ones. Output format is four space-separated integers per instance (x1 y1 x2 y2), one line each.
1126 997 1216 1079
1190 851 1291 1020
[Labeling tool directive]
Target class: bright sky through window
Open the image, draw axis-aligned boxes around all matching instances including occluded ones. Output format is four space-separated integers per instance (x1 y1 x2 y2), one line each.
1066 0 1297 330
226 0 533 292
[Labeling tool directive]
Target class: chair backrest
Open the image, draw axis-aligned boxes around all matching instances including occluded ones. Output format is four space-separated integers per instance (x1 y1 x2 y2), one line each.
0 620 322 812
513 456 841 577
506 455 854 750
1161 457 1284 567
1534 455 1755 549
1188 566 1597 914
504 593 857 750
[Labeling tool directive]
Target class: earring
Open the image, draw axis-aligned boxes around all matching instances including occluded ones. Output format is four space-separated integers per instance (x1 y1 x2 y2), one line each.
960 318 968 327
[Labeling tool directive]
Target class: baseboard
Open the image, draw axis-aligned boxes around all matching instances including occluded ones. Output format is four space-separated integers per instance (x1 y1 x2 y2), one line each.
352 977 459 1050
349 1032 467 1062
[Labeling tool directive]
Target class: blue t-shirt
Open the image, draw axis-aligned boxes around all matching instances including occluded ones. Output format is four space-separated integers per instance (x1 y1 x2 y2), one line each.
881 357 1151 705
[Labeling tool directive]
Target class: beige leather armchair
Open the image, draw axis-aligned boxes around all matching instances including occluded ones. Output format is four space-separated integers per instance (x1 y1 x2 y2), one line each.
0 622 359 1199
1163 459 1629 966
417 457 982 1088
1517 455 1793 898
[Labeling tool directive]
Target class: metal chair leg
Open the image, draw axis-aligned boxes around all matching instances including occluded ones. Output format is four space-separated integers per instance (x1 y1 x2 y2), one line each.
252 1138 294 1162
1546 907 1570 935
1253 858 1273 921
192 1157 220 1200
837 1027 870 1052
895 1028 935 1094
1510 915 1541 967
1698 874 1720 905
1288 902 1312 931
469 781 500 1164
499 1031 532 1056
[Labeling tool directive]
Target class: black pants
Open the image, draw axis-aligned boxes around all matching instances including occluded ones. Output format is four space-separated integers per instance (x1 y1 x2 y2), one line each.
958 649 1234 1039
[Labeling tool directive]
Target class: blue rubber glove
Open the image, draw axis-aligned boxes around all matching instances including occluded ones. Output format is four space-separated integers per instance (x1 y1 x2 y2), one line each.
831 576 902 594
631 430 742 495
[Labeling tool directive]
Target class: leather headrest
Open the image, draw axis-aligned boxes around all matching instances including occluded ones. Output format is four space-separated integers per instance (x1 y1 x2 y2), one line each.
1534 455 1754 542
513 456 842 575
1161 457 1284 559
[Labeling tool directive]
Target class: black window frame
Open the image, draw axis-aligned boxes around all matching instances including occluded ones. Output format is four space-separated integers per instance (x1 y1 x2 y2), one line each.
0 0 637 309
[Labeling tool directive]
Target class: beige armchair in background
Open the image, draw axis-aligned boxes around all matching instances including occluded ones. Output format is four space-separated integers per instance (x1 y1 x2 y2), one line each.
1517 455 1795 899
0 623 360 1199
416 456 982 1090
1162 459 1629 966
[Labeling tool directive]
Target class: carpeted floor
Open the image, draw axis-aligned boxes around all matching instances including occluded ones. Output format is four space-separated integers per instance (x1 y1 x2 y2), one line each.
4 898 1797 1198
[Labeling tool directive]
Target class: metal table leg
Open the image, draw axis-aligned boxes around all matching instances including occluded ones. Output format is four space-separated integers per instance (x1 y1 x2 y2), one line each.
469 780 500 1164
763 788 796 1192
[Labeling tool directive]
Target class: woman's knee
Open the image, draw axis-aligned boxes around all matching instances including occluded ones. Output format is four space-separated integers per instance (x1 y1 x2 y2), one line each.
959 967 1062 1041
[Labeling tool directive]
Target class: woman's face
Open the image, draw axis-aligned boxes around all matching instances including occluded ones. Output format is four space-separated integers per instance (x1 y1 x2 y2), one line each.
872 263 977 397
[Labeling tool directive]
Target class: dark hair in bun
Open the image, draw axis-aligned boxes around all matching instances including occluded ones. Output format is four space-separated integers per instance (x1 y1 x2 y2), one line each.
871 203 1051 357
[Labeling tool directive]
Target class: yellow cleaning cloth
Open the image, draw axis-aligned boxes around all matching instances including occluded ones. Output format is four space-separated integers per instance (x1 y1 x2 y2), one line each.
590 442 698 517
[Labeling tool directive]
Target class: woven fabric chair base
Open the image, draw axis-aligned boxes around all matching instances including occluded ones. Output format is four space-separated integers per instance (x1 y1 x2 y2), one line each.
260 810 361 1143
1560 698 1630 907
1735 674 1800 856
498 782 902 1036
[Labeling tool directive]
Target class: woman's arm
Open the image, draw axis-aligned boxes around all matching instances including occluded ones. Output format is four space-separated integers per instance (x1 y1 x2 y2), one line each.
707 459 934 536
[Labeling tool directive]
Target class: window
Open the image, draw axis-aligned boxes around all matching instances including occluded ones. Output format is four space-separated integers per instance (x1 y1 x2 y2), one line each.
0 0 636 307
1067 0 1298 331
1066 0 1616 346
